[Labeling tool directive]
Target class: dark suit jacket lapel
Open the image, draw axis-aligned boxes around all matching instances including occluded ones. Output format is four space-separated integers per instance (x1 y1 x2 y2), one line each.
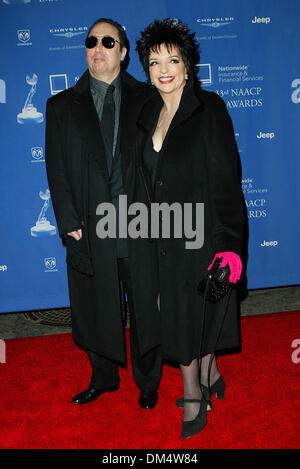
70 70 109 181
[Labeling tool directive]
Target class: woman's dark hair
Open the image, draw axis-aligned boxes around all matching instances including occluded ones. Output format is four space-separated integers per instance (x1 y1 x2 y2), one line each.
86 18 130 69
136 18 200 81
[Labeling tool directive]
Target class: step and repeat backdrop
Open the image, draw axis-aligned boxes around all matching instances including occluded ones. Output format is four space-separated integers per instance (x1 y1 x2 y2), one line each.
0 0 299 313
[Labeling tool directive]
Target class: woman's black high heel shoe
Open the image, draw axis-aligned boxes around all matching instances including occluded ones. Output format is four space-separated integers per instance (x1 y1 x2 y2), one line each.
176 375 225 410
181 397 207 439
202 375 226 404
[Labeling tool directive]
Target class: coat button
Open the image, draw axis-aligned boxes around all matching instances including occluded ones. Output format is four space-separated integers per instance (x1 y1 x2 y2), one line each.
160 250 166 256
157 180 164 187
81 221 85 227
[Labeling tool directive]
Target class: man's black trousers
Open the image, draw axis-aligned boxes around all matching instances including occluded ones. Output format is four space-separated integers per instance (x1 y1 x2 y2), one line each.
87 257 162 391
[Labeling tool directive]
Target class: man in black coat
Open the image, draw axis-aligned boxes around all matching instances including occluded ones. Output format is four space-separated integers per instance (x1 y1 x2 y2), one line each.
45 18 162 409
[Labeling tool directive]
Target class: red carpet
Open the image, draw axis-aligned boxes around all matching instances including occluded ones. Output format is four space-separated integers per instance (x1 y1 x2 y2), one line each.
0 311 299 449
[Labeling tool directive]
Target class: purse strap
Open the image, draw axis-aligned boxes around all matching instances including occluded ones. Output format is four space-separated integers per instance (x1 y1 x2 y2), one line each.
199 260 232 408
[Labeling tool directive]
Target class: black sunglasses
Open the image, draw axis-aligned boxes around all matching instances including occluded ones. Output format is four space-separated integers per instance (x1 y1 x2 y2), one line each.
85 35 120 49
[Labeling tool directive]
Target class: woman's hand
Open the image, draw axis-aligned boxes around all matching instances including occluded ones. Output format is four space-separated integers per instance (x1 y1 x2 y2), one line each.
208 251 242 283
67 229 82 241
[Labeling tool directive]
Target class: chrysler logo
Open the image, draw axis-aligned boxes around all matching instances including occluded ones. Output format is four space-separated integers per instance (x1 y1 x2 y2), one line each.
52 31 86 38
199 22 231 28
49 26 88 39
197 17 234 28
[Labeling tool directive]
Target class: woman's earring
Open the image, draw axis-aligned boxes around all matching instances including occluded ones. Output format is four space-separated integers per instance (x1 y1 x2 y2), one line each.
185 73 188 80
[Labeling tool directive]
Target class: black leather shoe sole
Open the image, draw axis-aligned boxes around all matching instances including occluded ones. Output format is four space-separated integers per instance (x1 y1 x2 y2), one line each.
72 384 119 405
139 391 158 410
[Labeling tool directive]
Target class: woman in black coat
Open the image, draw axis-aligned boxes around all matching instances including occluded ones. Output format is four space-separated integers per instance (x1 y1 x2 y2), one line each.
135 19 246 438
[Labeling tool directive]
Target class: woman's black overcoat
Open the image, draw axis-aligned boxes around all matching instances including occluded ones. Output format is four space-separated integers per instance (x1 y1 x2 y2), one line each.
135 80 246 365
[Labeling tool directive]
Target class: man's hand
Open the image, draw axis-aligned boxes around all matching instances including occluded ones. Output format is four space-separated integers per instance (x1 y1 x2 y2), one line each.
67 229 82 241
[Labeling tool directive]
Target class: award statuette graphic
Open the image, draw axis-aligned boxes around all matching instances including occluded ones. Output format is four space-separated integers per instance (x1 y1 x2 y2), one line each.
31 189 56 237
17 73 43 124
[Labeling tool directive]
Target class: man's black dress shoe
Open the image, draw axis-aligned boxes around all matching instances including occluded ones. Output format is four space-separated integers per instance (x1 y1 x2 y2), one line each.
72 384 119 405
139 391 158 410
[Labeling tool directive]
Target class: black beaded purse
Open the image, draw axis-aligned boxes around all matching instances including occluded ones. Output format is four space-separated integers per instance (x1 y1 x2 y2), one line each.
197 257 236 303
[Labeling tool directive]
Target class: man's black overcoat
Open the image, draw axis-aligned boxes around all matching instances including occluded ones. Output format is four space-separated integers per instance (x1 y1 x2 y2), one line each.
45 70 160 363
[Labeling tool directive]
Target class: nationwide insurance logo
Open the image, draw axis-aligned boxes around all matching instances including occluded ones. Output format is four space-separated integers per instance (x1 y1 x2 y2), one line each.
49 25 87 52
197 64 212 86
49 74 80 95
49 74 68 95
